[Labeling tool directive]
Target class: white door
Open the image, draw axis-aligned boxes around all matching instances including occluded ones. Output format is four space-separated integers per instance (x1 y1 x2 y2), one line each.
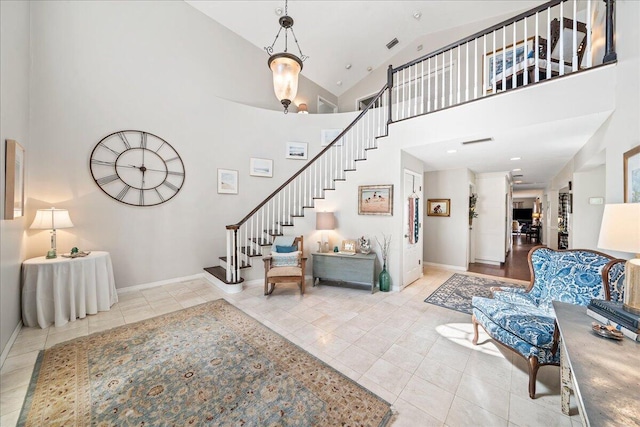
403 169 423 288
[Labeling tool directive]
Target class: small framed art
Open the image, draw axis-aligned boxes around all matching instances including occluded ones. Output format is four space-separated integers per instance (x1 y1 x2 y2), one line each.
427 199 450 217
286 142 308 160
623 145 640 203
358 185 393 215
4 139 25 219
321 129 343 147
218 169 238 194
341 240 356 254
250 158 273 178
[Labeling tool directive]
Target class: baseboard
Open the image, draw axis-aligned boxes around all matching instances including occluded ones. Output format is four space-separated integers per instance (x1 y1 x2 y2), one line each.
473 259 501 266
423 262 467 271
117 273 206 295
0 320 23 369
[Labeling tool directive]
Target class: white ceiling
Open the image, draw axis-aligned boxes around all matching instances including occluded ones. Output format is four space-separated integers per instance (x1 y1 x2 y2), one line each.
185 0 543 96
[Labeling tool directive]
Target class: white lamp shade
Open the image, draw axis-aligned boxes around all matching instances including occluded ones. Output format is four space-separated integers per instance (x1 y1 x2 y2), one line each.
269 53 302 105
316 212 336 230
30 208 74 230
597 203 640 253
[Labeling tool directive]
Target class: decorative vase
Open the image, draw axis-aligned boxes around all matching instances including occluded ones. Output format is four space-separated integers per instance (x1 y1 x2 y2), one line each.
379 262 391 292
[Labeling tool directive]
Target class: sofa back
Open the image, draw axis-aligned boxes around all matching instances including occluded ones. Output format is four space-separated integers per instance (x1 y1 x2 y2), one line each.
529 247 616 311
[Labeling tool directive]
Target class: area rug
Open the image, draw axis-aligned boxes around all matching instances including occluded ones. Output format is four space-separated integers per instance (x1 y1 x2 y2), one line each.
18 299 392 426
424 273 527 314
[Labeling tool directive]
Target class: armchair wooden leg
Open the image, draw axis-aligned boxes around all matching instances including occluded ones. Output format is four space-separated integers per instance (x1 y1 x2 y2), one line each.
300 278 305 295
527 356 540 399
472 315 479 345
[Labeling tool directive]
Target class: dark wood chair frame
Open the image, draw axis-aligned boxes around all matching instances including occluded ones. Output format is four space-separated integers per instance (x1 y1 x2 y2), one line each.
263 236 307 296
472 246 624 399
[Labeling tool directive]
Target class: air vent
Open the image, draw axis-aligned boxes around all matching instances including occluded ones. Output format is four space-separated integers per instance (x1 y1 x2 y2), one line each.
513 174 524 178
461 137 493 145
386 38 399 50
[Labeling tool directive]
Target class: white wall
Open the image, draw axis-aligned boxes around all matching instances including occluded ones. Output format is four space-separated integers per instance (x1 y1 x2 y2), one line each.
572 166 606 249
25 0 355 292
423 168 470 269
0 1 30 357
475 172 509 264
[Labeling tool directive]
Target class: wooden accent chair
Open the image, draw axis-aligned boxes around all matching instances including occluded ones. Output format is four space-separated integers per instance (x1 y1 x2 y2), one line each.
263 236 306 295
471 246 624 398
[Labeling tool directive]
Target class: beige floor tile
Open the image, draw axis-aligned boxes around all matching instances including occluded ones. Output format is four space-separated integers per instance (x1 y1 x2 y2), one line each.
334 345 379 375
424 341 470 372
9 336 46 357
0 384 28 416
508 393 572 427
122 308 157 324
399 375 455 422
392 397 444 427
311 314 347 333
455 373 510 420
309 333 351 357
357 375 397 404
445 395 509 427
414 358 463 393
332 323 367 343
13 327 48 342
1 351 40 375
464 350 513 390
327 358 361 382
89 317 126 334
369 323 404 343
395 331 436 357
0 409 20 427
0 367 34 393
291 322 327 344
45 326 89 348
362 358 412 396
347 314 380 331
354 332 395 358
381 344 424 374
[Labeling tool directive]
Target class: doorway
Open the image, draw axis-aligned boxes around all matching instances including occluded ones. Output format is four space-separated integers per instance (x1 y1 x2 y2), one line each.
402 169 423 288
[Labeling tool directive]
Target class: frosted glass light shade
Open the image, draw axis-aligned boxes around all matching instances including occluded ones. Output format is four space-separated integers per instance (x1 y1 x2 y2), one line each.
597 203 640 253
30 208 74 230
269 53 302 111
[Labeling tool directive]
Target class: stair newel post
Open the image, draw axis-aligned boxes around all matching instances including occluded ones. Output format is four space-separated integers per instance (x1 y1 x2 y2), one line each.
233 227 239 281
387 65 393 125
225 225 238 282
603 0 617 63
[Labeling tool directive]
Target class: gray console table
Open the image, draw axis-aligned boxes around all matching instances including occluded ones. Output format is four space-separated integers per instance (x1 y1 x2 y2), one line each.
553 301 640 427
312 252 376 293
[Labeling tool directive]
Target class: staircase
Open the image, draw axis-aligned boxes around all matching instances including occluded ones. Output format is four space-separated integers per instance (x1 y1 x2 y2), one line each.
205 0 616 290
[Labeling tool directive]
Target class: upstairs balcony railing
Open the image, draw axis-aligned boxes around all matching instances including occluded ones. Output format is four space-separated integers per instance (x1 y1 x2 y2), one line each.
221 0 616 284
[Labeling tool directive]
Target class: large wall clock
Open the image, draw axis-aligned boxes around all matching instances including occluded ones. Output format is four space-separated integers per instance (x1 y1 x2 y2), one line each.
90 130 185 206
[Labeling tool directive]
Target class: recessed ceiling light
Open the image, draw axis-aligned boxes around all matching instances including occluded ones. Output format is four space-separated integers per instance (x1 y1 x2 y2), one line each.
345 64 352 70
413 11 422 20
447 149 457 154
512 168 522 172
515 180 523 184
510 157 521 161
336 81 342 86
275 7 283 16
417 44 423 51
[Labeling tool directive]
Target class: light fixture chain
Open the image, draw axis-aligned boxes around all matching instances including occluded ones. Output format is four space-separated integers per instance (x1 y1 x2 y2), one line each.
289 28 308 62
285 0 288 16
264 25 284 55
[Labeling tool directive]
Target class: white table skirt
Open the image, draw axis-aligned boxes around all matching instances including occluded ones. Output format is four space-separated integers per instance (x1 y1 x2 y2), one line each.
22 251 118 328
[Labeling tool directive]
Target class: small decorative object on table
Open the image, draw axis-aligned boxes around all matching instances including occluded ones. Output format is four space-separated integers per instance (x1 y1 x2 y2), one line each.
591 322 624 340
62 247 91 258
340 240 356 255
375 233 392 292
333 246 339 253
358 236 371 254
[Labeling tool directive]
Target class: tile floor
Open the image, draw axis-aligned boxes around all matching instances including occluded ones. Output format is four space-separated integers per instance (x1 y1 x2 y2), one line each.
0 266 581 426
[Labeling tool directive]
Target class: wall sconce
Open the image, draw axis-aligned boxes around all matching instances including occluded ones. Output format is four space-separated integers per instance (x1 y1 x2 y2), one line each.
30 207 74 258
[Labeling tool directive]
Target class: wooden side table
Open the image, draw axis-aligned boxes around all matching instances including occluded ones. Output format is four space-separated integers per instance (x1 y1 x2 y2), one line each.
311 252 376 293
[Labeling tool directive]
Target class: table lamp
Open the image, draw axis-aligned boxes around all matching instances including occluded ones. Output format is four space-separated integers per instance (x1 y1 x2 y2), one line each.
597 203 640 314
532 212 541 226
316 211 335 253
30 208 74 259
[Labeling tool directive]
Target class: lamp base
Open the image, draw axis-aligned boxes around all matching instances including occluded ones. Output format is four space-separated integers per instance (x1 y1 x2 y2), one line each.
622 258 640 314
46 249 57 259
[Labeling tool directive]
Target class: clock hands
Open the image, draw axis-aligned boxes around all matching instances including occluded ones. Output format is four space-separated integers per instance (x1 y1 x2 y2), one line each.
116 164 167 174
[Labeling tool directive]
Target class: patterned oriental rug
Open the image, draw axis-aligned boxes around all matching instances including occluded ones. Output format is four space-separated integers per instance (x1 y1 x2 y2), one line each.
18 299 392 426
424 273 527 314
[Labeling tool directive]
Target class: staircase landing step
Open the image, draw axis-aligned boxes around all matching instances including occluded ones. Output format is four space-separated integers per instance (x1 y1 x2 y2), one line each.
218 257 251 269
203 266 244 288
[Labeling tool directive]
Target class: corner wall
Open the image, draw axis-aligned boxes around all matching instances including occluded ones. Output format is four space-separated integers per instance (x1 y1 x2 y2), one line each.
0 0 30 357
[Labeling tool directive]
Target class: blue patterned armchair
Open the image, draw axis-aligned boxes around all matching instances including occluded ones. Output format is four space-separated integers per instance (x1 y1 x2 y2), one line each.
472 246 626 398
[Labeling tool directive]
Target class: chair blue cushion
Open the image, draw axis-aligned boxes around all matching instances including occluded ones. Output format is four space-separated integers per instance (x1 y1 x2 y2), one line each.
275 245 297 253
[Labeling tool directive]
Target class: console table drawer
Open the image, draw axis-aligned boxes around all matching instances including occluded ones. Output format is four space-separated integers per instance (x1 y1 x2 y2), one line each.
312 252 376 293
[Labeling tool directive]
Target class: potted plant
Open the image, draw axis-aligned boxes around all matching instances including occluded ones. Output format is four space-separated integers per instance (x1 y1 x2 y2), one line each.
375 233 392 292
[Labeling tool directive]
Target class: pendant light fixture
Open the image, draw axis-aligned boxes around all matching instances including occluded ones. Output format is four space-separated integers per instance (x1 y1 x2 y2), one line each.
265 0 308 114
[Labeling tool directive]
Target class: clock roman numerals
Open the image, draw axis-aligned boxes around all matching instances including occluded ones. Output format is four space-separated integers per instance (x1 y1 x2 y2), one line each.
116 185 131 201
163 181 179 192
139 189 144 206
167 171 184 176
91 159 115 167
155 188 165 202
140 132 147 149
99 143 120 156
117 132 131 149
97 174 120 186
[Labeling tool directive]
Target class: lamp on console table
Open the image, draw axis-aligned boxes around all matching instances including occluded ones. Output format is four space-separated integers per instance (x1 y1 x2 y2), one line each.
597 203 640 314
316 211 335 253
30 207 74 259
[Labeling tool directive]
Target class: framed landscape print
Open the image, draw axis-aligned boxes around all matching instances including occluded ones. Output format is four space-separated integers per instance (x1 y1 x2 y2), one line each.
217 169 238 194
4 139 25 219
286 142 308 160
321 129 343 147
484 37 534 94
427 199 450 217
624 145 640 202
358 185 393 215
249 158 273 177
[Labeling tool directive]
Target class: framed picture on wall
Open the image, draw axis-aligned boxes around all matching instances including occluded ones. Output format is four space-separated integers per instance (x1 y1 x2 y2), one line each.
321 129 343 146
4 139 25 219
483 37 535 94
623 145 640 203
249 158 273 177
358 184 393 215
285 142 308 160
217 169 238 194
427 199 450 217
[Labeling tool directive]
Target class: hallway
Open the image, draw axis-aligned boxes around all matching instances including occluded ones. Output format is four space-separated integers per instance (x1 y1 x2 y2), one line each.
467 234 538 282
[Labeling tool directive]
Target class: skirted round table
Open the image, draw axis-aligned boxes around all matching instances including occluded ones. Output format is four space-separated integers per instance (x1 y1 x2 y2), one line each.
22 251 118 328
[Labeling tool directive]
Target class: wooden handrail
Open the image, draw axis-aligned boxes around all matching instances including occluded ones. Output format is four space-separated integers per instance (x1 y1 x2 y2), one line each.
228 84 389 228
392 0 566 74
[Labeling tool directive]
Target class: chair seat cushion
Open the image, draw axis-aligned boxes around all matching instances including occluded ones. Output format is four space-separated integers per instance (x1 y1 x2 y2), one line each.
472 296 556 348
267 266 302 278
